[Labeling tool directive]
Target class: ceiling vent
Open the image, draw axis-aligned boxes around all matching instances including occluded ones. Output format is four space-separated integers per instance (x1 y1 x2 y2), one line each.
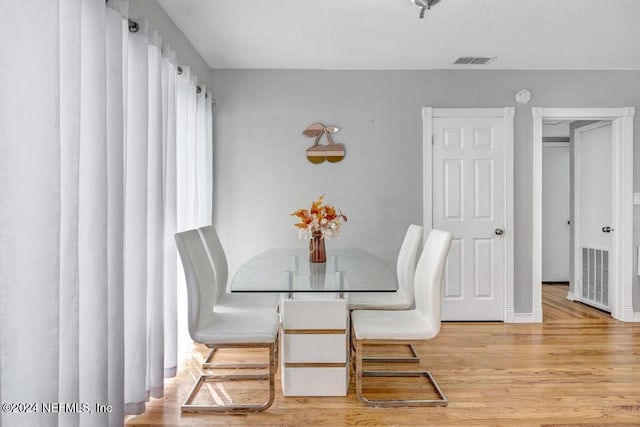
453 56 495 65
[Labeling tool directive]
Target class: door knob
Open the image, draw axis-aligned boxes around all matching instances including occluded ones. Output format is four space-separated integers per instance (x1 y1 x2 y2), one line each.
494 228 504 236
601 226 612 233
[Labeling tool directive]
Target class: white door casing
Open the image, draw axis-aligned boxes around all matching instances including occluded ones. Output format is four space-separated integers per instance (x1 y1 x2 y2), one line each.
532 107 635 323
542 142 570 282
574 121 612 311
423 108 514 322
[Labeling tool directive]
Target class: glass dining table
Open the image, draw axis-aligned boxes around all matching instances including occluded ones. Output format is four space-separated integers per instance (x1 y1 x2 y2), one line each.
230 248 397 293
230 248 397 397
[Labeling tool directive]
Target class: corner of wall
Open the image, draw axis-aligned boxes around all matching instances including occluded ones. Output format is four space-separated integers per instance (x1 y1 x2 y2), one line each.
129 0 214 88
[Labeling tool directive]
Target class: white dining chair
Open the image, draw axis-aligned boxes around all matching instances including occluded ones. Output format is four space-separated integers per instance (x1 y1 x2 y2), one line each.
350 229 453 407
197 225 280 368
175 229 279 413
349 224 423 363
198 225 280 314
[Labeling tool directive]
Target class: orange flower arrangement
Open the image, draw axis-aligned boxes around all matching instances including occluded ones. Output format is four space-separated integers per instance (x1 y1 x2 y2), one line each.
291 194 348 239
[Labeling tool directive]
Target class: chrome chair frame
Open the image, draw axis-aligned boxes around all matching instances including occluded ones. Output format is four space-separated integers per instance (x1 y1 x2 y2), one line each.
361 343 419 363
353 334 447 408
181 340 278 413
202 337 278 370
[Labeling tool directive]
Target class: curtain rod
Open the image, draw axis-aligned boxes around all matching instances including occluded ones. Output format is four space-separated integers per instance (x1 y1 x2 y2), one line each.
122 16 214 103
176 67 206 96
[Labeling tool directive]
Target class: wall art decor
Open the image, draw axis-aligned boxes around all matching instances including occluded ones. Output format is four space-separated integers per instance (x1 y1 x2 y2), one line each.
303 123 346 163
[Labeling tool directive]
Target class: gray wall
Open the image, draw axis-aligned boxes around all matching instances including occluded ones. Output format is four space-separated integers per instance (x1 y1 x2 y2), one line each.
130 0 213 88
211 69 640 315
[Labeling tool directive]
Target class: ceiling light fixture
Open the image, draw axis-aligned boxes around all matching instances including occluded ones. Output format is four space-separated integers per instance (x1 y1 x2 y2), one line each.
410 0 442 19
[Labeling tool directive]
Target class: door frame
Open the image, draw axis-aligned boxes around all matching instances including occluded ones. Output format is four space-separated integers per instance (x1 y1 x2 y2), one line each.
532 107 635 322
422 107 515 322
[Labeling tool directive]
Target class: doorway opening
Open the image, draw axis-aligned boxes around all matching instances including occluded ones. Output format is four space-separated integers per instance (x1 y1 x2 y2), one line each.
532 108 635 323
541 119 615 320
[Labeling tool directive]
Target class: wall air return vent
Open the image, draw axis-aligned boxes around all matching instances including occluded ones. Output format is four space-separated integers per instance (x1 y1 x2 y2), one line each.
453 56 495 65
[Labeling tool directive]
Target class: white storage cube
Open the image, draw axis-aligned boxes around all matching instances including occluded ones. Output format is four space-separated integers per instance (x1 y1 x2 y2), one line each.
280 294 350 396
284 332 347 363
281 298 347 330
281 366 349 397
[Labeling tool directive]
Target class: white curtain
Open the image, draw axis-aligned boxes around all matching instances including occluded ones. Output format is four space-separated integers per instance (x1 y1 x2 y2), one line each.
161 40 179 382
176 67 213 231
196 84 214 225
174 68 214 357
0 0 213 425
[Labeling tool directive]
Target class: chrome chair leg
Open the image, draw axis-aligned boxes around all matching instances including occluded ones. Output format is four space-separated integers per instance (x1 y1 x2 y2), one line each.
202 346 269 370
182 341 277 413
354 338 447 408
362 343 420 363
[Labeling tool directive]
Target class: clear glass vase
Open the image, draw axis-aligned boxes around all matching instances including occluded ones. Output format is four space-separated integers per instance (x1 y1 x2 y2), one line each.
309 231 326 263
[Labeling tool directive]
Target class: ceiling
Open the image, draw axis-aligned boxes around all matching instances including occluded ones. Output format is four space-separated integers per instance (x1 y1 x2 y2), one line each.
157 0 640 70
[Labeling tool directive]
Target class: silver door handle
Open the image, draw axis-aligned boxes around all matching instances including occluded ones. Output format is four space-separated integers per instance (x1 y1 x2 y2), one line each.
494 228 504 236
601 226 612 233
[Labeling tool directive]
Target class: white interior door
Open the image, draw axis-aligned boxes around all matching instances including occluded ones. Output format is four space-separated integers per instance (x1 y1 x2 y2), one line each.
542 143 570 282
432 116 506 321
574 121 612 312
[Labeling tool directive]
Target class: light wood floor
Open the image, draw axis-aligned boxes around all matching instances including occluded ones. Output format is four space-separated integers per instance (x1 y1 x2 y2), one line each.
126 284 640 426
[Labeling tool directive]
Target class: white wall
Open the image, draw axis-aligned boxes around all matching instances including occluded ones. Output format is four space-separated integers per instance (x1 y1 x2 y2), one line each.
211 69 640 315
542 123 571 283
541 142 570 282
543 121 571 138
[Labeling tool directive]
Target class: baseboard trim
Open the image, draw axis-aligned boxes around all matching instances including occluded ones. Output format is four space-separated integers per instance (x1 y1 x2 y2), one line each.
632 312 640 322
505 308 542 324
505 307 514 323
566 291 575 301
510 312 536 323
533 307 543 323
624 306 635 321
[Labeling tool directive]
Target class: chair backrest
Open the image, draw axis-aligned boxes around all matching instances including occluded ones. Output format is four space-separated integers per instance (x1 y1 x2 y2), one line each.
414 229 453 336
396 224 424 306
175 229 217 340
198 225 228 304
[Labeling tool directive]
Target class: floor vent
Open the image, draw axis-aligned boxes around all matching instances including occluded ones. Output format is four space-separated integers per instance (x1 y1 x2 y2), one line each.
453 56 495 65
581 247 610 311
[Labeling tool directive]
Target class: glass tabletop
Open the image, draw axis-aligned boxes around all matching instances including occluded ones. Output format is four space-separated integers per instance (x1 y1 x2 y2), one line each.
231 248 397 293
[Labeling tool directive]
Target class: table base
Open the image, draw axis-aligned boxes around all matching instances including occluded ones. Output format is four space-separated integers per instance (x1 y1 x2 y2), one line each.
280 294 349 396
